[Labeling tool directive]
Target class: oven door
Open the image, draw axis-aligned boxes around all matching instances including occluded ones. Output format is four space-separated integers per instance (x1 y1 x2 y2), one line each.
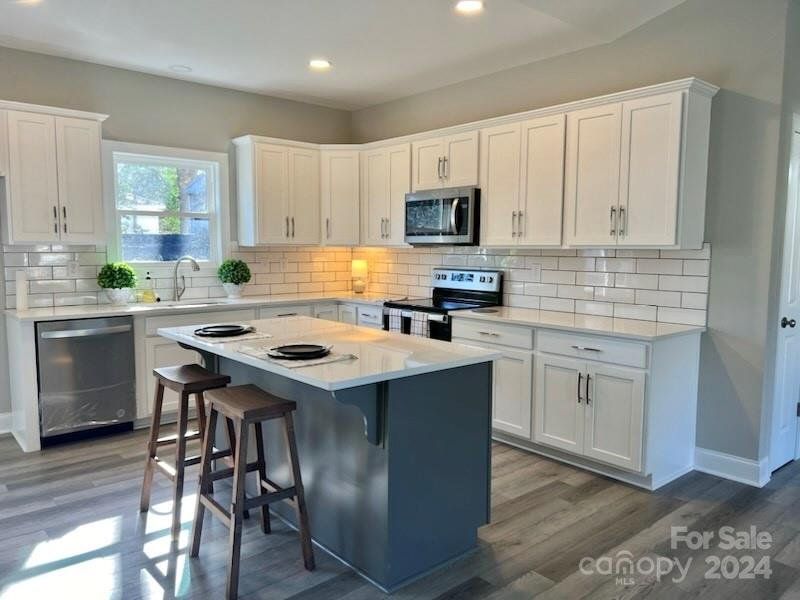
404 187 477 245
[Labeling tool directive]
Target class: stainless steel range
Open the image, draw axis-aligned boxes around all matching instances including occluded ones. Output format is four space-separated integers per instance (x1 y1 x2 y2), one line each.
383 268 503 341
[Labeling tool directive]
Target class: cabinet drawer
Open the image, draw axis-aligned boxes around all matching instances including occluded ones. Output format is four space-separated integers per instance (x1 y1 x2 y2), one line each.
356 305 383 328
536 330 647 369
451 318 533 349
259 304 312 319
145 309 257 336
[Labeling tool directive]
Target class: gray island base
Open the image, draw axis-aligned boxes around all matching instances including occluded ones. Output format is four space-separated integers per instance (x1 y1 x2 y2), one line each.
161 317 497 592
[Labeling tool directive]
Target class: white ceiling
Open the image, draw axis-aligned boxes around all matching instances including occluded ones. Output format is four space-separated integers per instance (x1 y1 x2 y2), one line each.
0 0 687 110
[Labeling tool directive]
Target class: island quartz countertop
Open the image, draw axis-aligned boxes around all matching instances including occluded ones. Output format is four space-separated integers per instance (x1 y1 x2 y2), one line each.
158 316 500 392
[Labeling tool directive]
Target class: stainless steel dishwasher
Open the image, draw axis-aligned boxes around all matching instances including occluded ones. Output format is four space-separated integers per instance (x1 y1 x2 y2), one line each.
37 316 136 439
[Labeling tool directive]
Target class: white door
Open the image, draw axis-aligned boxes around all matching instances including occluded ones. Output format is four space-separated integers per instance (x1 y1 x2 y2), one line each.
563 103 622 246
254 143 290 244
412 137 444 191
361 148 389 245
145 337 202 415
480 123 521 247
443 131 479 188
583 363 645 472
338 304 357 324
313 304 339 321
288 147 320 244
771 122 800 471
519 114 566 246
6 110 60 242
618 92 683 246
493 347 533 439
321 150 359 245
386 143 411 245
55 117 104 243
533 354 585 453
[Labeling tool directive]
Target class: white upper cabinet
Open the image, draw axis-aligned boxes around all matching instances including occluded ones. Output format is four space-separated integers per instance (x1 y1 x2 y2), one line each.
321 149 359 246
563 103 622 247
361 143 410 246
235 137 319 246
480 115 565 247
411 131 478 191
1 107 106 244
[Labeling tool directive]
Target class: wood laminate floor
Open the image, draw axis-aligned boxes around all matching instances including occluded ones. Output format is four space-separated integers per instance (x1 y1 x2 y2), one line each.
1 429 800 599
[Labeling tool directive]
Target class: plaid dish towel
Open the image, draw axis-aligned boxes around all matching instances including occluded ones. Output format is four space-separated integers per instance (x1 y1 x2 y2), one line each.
388 308 403 332
411 311 429 337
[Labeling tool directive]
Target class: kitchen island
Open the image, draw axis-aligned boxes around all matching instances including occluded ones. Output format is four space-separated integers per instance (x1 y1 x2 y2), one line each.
158 316 499 592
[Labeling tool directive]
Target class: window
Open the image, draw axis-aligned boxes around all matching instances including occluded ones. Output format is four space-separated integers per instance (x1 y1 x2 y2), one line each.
103 142 229 265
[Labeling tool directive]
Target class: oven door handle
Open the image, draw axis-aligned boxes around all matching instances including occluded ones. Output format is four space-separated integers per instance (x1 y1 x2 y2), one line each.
428 314 448 323
450 198 459 234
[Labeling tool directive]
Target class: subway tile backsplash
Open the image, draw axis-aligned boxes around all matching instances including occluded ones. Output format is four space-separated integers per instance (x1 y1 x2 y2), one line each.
1 242 711 327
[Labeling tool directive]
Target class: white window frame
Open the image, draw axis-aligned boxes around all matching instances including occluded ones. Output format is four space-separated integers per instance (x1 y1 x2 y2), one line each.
102 140 230 267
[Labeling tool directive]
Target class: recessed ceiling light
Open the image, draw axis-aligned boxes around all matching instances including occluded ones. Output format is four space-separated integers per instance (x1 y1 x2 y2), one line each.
455 0 484 15
168 64 192 73
309 58 332 71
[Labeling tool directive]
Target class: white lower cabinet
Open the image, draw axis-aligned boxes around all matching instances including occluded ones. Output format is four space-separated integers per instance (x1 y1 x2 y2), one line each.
313 303 339 321
533 354 645 472
356 305 383 329
143 336 202 418
258 304 313 319
338 304 357 324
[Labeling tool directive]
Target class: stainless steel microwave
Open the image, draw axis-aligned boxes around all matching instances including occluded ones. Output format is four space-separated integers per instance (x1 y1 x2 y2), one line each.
404 187 479 245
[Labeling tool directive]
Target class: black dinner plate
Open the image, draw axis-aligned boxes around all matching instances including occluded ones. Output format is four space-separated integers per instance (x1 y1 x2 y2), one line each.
268 344 331 360
194 324 253 338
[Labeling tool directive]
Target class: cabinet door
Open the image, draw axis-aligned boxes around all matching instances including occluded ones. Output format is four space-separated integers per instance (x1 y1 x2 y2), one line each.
6 111 59 242
493 347 533 439
618 92 683 246
563 103 622 246
288 147 320 244
338 304 357 324
321 150 359 246
443 131 479 188
313 303 339 321
533 355 585 454
386 143 411 245
145 337 202 415
55 117 104 243
583 363 645 471
519 114 565 246
411 137 444 191
479 123 521 247
361 148 389 245
254 143 290 244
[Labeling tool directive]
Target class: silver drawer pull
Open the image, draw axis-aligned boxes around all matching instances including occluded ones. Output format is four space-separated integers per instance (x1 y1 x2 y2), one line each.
571 344 601 352
479 331 500 337
276 312 297 317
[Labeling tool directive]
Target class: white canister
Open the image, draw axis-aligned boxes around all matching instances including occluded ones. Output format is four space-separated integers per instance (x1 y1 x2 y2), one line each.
15 270 28 311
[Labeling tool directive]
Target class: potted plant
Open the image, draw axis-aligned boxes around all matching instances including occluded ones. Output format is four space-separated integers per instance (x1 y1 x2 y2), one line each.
218 259 251 299
97 262 137 305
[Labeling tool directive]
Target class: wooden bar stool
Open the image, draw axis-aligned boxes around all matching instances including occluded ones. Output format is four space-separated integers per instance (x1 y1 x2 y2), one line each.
139 364 231 541
190 384 315 600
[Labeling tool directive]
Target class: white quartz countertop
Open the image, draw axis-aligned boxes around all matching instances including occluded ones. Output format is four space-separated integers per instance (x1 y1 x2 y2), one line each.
158 316 500 391
5 292 405 322
452 307 705 341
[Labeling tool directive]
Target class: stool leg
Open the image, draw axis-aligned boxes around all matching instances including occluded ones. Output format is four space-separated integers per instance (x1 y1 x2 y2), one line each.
195 391 208 437
284 412 315 571
253 423 271 534
225 417 249 520
140 380 164 513
171 391 190 541
190 406 218 558
226 419 249 600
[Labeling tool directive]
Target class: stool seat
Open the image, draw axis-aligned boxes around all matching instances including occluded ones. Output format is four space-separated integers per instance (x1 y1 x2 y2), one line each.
206 384 296 422
154 364 231 393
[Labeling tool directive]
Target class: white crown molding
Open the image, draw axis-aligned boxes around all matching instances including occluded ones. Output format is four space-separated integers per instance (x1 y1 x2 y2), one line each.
694 446 770 487
232 135 321 149
0 99 109 122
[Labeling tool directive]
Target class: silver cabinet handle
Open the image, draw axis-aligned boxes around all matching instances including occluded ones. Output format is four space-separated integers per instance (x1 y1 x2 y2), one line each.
512 211 518 237
53 206 58 234
577 372 583 403
276 312 298 317
41 324 132 339
326 217 330 239
571 344 601 352
478 331 500 336
63 206 68 234
291 216 295 238
610 206 617 236
380 218 385 238
443 156 449 179
619 207 626 236
518 210 524 238
385 217 391 239
585 373 592 405
437 156 443 179
285 216 290 237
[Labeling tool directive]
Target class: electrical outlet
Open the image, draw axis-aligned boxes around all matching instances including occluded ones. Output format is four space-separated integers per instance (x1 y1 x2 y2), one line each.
67 260 80 277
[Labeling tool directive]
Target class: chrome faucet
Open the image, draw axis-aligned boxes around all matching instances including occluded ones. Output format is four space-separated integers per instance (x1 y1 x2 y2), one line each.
173 255 200 301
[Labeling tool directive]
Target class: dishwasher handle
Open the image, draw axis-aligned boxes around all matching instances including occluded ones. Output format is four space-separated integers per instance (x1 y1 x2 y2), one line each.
40 324 133 339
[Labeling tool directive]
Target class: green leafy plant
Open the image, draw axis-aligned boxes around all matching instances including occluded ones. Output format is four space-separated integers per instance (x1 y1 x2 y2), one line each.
218 259 252 285
97 262 137 289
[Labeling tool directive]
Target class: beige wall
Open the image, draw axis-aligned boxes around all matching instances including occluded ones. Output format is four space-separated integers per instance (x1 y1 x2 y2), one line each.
351 0 790 461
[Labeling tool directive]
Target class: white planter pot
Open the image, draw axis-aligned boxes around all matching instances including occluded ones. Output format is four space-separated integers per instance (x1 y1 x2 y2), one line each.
223 283 244 299
105 288 132 306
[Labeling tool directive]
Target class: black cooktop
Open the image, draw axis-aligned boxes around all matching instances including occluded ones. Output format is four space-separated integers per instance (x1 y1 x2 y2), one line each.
384 297 490 313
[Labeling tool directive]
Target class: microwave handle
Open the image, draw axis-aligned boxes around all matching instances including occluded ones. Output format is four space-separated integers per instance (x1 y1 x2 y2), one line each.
450 198 459 234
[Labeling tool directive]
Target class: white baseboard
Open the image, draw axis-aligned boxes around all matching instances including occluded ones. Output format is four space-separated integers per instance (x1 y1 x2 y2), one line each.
694 447 770 487
0 412 11 434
